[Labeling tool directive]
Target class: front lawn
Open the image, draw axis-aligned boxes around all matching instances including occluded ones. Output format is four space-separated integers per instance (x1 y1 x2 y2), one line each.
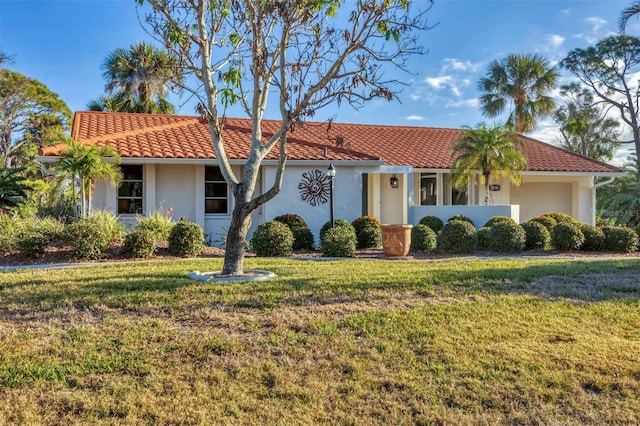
1 257 639 424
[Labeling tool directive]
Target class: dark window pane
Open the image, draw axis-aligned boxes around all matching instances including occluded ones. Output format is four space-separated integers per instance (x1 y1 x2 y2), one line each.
118 199 143 214
205 199 228 214
118 182 143 197
121 165 143 180
205 166 224 181
205 182 227 197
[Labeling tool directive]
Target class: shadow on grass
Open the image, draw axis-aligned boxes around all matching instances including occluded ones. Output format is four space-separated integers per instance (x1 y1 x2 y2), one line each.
1 258 639 322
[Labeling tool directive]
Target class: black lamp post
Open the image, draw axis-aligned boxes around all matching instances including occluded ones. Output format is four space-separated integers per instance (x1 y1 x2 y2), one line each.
327 163 336 227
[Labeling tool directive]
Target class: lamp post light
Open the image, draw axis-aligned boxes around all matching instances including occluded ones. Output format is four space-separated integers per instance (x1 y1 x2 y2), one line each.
327 163 336 227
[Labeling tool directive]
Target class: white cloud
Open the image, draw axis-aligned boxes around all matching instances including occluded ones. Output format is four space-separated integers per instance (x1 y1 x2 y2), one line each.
424 75 453 89
547 34 565 50
406 115 424 121
442 58 482 73
574 16 610 43
585 16 606 33
445 98 480 109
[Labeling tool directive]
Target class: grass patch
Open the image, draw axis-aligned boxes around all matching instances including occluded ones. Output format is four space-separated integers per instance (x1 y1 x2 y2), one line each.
0 257 639 424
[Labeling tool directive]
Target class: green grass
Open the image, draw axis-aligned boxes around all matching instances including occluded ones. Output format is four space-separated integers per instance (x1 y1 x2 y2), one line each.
0 257 639 424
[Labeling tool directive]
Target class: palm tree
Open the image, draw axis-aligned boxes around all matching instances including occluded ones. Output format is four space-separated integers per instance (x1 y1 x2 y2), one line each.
620 1 640 32
53 139 121 217
451 123 527 205
0 166 32 209
478 53 559 133
99 42 182 114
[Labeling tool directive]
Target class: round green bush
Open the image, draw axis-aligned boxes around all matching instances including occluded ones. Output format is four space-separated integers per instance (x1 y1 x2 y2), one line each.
528 216 557 232
520 221 550 250
447 214 475 227
437 220 477 254
15 233 51 258
484 216 516 228
321 226 356 257
63 219 115 260
168 221 204 257
418 215 444 233
411 224 437 253
476 226 492 250
551 222 584 251
488 222 525 252
543 211 576 225
320 219 354 243
250 220 294 257
577 223 605 252
601 226 638 253
274 214 309 229
291 226 315 250
121 228 158 258
352 215 382 249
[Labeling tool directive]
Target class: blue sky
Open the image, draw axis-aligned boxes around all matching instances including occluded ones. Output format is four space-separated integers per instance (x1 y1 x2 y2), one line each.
0 0 636 162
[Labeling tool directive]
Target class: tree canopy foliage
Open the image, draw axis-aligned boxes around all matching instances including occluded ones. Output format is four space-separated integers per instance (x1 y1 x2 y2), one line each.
478 53 559 133
0 68 72 169
450 123 526 205
553 83 621 162
562 35 640 176
138 0 433 274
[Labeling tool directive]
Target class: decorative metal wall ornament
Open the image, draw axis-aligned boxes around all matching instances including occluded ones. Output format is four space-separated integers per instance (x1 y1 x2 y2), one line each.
298 169 331 206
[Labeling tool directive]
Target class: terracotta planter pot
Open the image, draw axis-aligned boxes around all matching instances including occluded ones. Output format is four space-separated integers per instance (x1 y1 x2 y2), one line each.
381 224 413 257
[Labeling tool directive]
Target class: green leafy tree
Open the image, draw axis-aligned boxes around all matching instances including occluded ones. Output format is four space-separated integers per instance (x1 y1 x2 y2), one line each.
0 166 32 210
138 0 433 275
89 42 183 113
562 35 640 177
52 139 121 217
554 83 621 161
597 155 640 226
478 53 559 133
451 123 526 205
0 69 72 168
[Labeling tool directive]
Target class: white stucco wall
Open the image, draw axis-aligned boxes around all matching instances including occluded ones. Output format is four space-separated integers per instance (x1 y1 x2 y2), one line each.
261 164 364 244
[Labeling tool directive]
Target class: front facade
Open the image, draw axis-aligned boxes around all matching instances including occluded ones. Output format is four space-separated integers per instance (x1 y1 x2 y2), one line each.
39 112 623 245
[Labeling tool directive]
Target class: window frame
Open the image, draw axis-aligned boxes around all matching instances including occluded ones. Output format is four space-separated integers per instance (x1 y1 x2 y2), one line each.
117 164 144 215
204 165 230 215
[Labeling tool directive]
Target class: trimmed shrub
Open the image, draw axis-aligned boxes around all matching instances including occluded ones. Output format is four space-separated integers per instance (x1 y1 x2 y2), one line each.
601 226 638 253
352 215 382 249
418 215 444 233
484 216 516 228
15 234 51 258
0 214 18 255
551 222 584 251
528 215 557 232
250 220 293 257
86 210 125 242
321 226 356 257
437 220 477 254
63 219 116 260
476 226 492 250
274 214 308 230
137 209 174 241
273 214 313 250
320 219 353 243
168 221 204 257
121 228 158 258
577 223 605 252
489 222 525 252
447 214 475 227
521 221 550 250
411 224 437 253
291 227 315 250
543 211 576 225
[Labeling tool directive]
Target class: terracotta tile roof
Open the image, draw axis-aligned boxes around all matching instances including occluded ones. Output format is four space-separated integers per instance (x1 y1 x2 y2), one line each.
39 111 622 174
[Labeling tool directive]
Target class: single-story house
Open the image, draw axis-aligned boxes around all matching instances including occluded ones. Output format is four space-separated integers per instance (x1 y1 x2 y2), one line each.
37 111 623 245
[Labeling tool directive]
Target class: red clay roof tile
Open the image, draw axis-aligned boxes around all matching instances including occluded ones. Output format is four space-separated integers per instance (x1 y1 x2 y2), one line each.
39 111 622 174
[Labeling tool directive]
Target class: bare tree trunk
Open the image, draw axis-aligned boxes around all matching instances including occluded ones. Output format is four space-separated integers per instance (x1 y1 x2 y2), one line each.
222 200 252 275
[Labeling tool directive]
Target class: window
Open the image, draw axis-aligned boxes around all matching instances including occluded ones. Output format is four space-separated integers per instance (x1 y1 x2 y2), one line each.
118 165 143 214
419 173 437 205
205 166 229 214
444 174 468 206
